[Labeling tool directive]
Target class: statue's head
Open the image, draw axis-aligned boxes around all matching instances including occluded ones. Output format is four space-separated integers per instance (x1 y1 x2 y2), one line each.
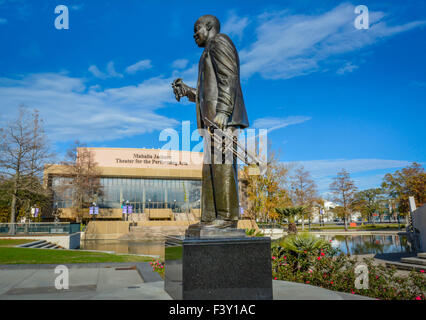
193 15 220 48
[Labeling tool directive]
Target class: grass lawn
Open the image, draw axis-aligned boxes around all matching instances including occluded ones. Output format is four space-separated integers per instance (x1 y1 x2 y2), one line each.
0 239 38 247
0 246 154 265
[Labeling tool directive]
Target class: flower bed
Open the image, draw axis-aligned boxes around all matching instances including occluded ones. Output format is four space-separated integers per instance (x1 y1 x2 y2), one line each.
272 234 426 300
149 259 165 278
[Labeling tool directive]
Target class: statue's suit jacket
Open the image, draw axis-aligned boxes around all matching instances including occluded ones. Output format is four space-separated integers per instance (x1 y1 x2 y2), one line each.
189 33 249 131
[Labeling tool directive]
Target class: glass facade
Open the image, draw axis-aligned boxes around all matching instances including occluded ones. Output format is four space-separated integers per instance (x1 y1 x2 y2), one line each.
52 176 202 213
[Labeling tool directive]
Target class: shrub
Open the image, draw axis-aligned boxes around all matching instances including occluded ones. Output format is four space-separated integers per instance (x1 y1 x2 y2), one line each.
278 233 331 254
150 259 165 278
271 239 426 300
245 228 264 237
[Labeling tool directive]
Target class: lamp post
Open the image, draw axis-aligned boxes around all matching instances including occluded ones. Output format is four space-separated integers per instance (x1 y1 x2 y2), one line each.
90 202 98 221
126 200 129 221
148 199 151 218
121 200 132 221
54 202 59 224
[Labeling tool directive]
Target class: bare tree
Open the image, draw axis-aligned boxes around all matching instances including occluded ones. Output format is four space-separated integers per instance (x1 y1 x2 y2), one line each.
0 106 53 233
56 142 103 222
329 169 358 231
290 165 318 230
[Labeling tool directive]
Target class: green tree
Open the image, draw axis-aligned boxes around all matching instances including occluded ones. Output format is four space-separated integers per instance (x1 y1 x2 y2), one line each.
275 206 305 234
352 188 387 224
381 162 426 216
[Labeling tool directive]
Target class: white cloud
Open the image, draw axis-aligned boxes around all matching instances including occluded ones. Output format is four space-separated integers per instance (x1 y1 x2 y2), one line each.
106 61 123 78
171 63 198 88
222 12 250 41
293 159 412 177
125 59 153 74
336 61 358 75
285 158 415 195
253 116 311 132
89 61 124 79
0 72 178 142
240 3 426 80
410 81 426 88
0 18 7 24
71 4 83 11
88 65 107 79
171 59 189 70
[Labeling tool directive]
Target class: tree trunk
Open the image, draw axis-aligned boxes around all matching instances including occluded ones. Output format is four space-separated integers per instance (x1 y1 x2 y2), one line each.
344 236 350 255
9 194 17 235
288 222 298 234
344 215 348 231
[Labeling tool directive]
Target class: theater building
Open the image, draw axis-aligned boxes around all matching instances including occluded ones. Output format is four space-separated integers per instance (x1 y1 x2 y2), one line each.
44 147 248 222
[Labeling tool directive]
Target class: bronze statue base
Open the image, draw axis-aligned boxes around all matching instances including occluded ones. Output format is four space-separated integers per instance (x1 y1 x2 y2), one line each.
185 220 246 238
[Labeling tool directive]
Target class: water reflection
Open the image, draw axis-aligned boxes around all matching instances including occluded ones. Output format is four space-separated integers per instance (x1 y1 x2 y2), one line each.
81 240 165 259
81 234 412 258
318 234 412 255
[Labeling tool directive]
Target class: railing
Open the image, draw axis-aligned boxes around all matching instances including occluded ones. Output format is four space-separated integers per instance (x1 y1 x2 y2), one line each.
0 223 81 235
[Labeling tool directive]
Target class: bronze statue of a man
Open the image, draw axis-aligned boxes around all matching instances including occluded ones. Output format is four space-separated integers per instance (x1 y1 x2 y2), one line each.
172 15 249 228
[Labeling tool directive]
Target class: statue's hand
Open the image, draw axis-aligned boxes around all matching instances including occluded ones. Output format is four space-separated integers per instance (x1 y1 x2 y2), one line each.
213 112 229 130
171 78 189 102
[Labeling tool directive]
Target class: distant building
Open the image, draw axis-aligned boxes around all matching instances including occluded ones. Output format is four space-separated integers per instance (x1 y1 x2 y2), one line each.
44 147 248 222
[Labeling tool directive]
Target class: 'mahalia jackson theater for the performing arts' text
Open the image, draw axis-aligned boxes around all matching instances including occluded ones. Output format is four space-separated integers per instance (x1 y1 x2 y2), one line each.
44 147 248 222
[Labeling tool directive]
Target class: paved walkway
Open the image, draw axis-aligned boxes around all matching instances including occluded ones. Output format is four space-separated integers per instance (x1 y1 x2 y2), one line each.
0 263 373 300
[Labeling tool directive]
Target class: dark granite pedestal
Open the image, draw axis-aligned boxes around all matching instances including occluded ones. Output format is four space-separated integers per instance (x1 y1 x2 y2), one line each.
164 235 272 300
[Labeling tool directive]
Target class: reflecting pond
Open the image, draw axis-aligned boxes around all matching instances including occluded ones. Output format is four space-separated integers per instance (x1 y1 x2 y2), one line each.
80 234 413 259
317 234 413 255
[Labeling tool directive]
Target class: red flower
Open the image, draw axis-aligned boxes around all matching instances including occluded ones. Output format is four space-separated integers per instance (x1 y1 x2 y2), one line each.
330 281 333 284
317 257 321 260
306 281 310 284
415 296 421 300
420 270 425 273
320 252 325 256
274 277 277 280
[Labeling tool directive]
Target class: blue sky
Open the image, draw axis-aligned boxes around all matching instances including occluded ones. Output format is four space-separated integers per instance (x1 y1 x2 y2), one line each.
0 0 425 196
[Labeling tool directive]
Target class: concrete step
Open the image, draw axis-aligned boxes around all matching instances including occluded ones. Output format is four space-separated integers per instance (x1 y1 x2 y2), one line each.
43 243 57 249
31 240 48 248
17 240 63 250
401 257 426 266
417 252 426 259
38 242 54 249
18 240 46 248
386 261 426 272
